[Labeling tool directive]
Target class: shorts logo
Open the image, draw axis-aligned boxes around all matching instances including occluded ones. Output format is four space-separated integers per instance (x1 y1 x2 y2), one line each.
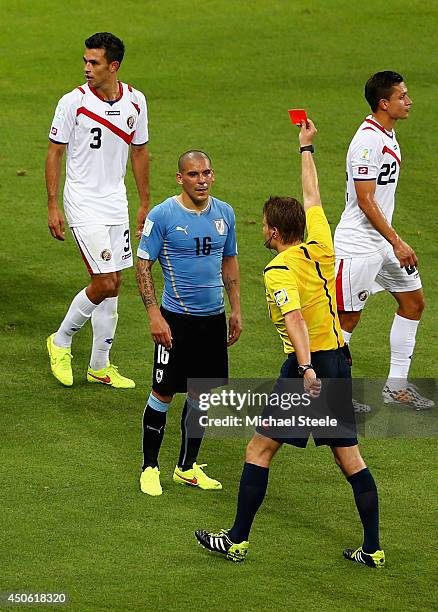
405 265 417 276
143 218 154 237
156 369 163 383
273 288 289 307
214 219 226 235
101 249 112 261
358 166 369 175
50 127 58 136
127 115 136 129
358 290 369 302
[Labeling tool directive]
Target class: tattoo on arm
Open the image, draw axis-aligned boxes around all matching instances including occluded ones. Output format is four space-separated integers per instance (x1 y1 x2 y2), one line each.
223 274 238 295
136 259 158 308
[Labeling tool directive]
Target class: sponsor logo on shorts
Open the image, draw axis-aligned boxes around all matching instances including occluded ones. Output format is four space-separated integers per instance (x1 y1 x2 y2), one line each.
50 126 58 135
405 265 417 276
127 115 136 129
101 249 112 261
358 166 369 175
106 110 120 115
274 288 289 307
214 219 226 235
156 369 163 383
358 290 369 302
122 253 132 260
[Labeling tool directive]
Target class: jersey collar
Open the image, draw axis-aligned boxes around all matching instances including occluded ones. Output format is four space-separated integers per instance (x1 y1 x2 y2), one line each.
173 195 212 215
88 81 124 104
365 115 394 138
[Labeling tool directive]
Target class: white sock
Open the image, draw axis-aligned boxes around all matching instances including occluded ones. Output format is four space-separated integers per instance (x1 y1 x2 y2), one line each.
342 329 352 345
54 288 98 348
386 314 420 391
89 297 119 370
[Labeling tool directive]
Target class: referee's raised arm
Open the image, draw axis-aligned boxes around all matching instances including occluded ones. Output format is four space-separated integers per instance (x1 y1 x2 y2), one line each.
299 119 322 211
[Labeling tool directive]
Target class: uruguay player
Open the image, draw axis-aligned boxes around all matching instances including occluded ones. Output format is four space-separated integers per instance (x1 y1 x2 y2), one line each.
136 151 242 496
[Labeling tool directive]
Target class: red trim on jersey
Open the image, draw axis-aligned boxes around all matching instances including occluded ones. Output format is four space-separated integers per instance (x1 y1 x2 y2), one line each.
76 107 134 144
336 259 345 312
132 101 140 114
382 145 401 165
361 127 377 132
127 84 133 92
365 118 393 137
88 81 123 102
71 229 93 276
77 86 85 94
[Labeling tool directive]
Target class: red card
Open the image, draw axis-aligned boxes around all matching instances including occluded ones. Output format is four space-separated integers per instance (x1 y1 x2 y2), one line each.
288 109 307 125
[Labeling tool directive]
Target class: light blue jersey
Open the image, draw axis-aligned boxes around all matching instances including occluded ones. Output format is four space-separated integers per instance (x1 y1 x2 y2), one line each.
137 196 238 315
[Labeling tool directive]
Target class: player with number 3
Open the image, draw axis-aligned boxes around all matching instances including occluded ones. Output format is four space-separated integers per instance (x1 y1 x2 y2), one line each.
45 33 149 389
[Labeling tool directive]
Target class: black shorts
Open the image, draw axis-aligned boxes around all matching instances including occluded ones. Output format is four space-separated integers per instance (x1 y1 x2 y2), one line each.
257 348 358 448
152 307 228 396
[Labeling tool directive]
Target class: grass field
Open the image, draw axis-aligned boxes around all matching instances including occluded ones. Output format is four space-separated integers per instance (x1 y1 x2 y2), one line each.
1 1 437 610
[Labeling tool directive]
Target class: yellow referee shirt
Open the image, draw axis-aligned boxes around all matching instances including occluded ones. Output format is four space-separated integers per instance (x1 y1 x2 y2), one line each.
264 206 344 354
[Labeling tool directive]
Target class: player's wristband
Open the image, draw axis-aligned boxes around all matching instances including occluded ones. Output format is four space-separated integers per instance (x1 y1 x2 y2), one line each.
299 145 314 154
297 364 314 376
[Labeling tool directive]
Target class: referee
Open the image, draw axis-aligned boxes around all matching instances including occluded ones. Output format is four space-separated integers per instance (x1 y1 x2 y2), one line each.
195 120 385 568
136 150 242 496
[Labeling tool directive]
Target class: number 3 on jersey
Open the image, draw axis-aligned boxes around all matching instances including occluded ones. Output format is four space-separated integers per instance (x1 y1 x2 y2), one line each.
90 127 102 149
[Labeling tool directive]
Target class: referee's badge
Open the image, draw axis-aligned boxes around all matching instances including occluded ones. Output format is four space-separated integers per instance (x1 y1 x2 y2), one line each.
274 288 289 307
214 219 225 235
156 369 163 383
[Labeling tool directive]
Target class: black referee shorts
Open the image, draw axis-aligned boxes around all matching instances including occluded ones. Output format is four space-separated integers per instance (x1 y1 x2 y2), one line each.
152 307 228 396
257 347 358 448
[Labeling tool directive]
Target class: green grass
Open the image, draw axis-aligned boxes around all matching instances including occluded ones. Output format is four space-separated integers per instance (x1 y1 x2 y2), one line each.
1 0 437 610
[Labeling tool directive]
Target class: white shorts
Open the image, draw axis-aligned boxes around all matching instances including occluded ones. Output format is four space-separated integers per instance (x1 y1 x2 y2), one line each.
335 246 422 312
71 223 133 275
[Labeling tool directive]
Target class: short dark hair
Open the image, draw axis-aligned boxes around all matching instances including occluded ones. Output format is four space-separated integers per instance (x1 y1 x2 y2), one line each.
85 32 125 65
178 150 212 172
263 196 306 244
365 71 404 112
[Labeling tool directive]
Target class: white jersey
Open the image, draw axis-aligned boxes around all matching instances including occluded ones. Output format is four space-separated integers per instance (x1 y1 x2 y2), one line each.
334 115 401 255
49 81 148 227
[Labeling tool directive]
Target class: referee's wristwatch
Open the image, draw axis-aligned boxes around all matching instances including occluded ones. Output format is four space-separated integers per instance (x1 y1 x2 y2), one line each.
297 364 314 376
299 145 314 154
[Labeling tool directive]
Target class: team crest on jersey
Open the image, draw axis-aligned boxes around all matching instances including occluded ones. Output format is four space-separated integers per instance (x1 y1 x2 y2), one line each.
156 369 163 383
214 219 226 235
127 115 136 129
101 249 112 261
360 148 371 161
273 288 289 307
358 290 369 302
